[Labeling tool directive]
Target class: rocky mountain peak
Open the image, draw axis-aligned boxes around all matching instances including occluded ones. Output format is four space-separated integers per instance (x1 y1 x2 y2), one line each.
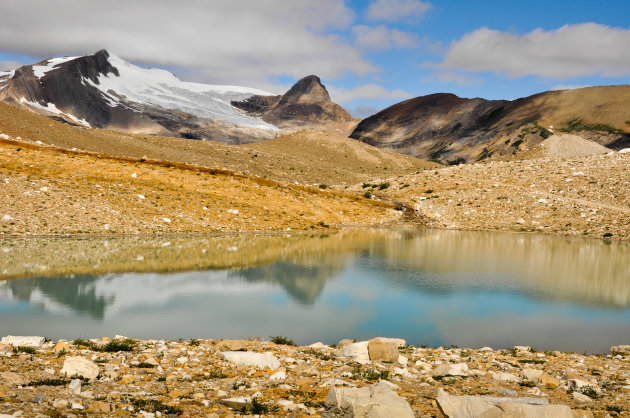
279 75 331 105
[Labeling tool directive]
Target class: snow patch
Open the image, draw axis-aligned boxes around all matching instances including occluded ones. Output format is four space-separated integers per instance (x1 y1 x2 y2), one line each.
19 98 91 127
90 54 277 130
31 56 78 79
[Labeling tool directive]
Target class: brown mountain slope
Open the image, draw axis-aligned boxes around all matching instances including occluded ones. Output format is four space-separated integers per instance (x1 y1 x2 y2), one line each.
350 85 630 163
0 101 434 186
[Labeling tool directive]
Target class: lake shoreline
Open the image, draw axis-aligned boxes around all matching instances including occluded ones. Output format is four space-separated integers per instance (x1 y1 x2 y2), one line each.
0 336 628 416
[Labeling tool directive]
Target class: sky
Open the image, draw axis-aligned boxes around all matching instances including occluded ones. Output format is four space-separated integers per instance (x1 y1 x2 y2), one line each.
1 0 629 117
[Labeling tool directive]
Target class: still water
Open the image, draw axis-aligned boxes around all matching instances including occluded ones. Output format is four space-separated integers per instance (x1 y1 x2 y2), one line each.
1 229 629 353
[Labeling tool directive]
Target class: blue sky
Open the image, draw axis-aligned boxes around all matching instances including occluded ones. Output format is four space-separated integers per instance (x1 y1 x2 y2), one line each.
1 0 629 117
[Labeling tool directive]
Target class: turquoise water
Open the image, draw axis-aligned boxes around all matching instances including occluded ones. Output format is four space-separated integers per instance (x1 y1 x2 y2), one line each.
1 229 629 353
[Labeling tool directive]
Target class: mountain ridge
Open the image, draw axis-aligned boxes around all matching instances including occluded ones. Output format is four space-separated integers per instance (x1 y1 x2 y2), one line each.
350 85 630 163
0 50 355 143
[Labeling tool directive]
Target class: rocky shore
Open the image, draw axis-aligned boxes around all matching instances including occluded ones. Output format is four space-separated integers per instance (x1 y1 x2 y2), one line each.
0 335 628 417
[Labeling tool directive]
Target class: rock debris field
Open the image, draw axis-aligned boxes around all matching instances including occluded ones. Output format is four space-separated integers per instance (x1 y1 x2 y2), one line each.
0 336 629 417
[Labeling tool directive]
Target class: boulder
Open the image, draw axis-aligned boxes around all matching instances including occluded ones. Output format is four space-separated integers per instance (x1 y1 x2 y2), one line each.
222 351 280 370
539 372 559 388
436 389 573 418
61 357 99 380
1 336 45 347
324 380 413 417
368 338 399 362
611 345 630 355
572 392 592 402
218 396 252 412
340 341 370 364
521 368 544 382
433 363 468 377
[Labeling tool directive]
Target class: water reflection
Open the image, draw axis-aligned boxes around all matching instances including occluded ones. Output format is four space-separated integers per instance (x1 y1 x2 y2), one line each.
0 229 629 351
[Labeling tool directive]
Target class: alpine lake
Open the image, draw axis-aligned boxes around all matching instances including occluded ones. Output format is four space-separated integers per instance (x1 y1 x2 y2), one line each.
1 228 629 354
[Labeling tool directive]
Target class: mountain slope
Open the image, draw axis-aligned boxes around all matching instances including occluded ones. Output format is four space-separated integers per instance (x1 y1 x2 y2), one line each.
0 101 434 186
350 85 630 163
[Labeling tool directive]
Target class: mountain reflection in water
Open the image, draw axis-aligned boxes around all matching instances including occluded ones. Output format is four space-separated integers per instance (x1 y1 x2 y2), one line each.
0 229 628 351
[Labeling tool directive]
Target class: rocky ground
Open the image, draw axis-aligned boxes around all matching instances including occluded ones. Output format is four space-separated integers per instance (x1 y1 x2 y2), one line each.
0 336 628 417
0 139 404 236
362 151 630 241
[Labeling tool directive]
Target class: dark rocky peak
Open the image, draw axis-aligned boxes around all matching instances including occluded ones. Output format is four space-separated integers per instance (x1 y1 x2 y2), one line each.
279 75 331 105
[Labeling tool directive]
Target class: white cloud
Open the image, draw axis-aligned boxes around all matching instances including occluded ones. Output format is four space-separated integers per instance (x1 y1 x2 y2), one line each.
0 61 26 71
367 0 432 22
422 71 482 86
0 0 374 87
551 84 591 91
329 84 412 103
348 104 382 118
352 25 418 50
440 23 630 78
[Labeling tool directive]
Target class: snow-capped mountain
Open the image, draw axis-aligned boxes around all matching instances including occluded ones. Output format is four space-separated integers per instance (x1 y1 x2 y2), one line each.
0 50 354 142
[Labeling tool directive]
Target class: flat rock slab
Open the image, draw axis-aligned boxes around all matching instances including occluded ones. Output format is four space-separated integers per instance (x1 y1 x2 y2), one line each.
61 356 99 380
324 380 414 418
222 351 280 370
436 389 573 418
1 336 45 347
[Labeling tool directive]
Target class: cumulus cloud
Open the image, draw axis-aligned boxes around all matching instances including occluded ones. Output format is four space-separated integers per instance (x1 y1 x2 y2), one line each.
348 104 382 118
352 25 418 50
329 84 412 103
367 0 432 22
422 71 482 86
0 0 374 87
440 23 630 78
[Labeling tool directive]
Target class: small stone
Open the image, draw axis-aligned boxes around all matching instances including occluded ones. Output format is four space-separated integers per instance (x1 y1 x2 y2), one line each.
218 396 252 411
492 372 520 383
572 392 592 402
70 401 84 410
68 379 82 395
432 363 468 377
269 370 286 380
501 389 518 396
53 399 69 409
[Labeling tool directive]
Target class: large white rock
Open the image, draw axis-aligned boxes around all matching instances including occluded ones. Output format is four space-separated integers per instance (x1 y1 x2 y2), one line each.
1 336 45 347
611 345 630 355
222 351 280 370
433 363 469 377
324 380 413 417
340 341 370 364
60 356 99 380
436 389 573 418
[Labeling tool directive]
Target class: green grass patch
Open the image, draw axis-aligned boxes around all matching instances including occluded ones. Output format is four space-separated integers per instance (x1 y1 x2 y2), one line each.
131 398 182 415
270 336 296 346
13 346 36 354
28 378 69 387
560 118 627 135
